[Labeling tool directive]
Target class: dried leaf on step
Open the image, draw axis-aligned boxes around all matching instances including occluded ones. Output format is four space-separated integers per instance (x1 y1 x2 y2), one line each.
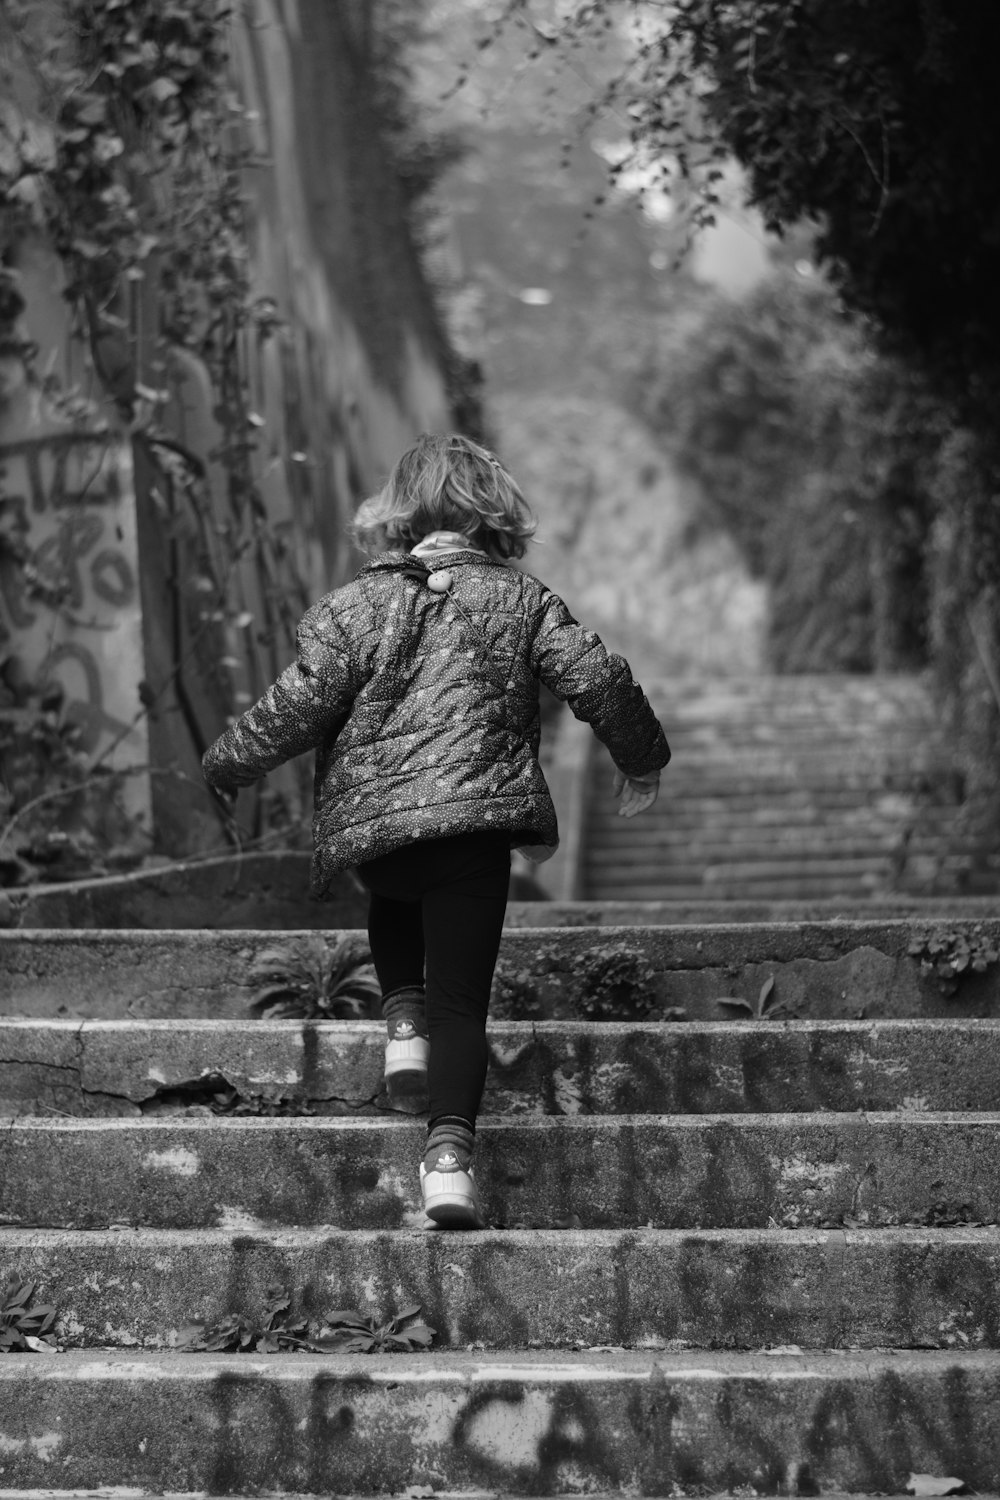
906 1476 966 1496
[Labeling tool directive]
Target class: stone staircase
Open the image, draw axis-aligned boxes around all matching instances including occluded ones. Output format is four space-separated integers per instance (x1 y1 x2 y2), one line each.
3 918 1000 1492
583 674 998 902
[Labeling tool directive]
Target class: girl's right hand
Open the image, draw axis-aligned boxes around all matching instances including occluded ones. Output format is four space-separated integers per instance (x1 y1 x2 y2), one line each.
611 768 660 818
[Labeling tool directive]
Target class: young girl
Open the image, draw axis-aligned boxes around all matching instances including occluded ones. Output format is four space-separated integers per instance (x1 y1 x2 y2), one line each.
202 433 669 1229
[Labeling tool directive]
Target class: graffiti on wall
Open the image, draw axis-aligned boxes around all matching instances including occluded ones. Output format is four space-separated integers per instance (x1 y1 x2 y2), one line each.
0 424 150 826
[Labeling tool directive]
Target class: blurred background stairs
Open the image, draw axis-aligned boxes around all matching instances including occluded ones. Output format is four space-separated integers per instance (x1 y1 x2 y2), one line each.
583 673 999 903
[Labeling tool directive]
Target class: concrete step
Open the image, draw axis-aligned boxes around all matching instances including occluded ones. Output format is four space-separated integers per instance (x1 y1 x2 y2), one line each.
504 897 1000 926
589 858 896 881
656 781 949 802
596 802 961 829
596 789 954 816
4 921 999 1021
580 672 991 903
589 827 965 853
4 1112 1000 1230
586 859 979 887
581 876 971 901
2 1348 999 1493
583 861 976 888
654 760 946 782
4 1223 1000 1352
6 1018 1000 1117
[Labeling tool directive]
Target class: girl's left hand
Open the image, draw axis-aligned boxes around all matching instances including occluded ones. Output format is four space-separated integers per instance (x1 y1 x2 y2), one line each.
612 768 660 818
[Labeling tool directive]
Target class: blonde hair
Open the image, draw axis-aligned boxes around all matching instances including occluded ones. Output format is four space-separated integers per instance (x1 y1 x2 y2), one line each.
351 433 536 560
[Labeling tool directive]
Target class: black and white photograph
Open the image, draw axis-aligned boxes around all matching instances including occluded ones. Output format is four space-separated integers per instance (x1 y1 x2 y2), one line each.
2 1 1000 1493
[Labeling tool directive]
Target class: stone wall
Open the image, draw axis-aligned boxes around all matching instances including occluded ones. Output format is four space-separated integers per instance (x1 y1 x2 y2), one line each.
0 1 454 860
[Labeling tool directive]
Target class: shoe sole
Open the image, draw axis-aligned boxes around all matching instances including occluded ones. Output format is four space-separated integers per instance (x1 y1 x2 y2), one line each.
424 1197 483 1229
420 1165 484 1230
385 1067 428 1111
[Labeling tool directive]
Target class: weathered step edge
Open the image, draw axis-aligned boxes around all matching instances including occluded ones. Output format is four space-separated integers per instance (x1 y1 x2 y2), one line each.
3 1224 999 1353
7 1018 1000 1118
2 1349 1000 1493
4 1114 1000 1231
3 922 999 1021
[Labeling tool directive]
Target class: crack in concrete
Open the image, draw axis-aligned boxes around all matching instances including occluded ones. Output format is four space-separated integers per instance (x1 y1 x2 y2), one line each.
0 1055 84 1077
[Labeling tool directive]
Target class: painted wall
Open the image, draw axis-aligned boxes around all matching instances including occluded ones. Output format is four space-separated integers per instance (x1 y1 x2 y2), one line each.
0 1 453 859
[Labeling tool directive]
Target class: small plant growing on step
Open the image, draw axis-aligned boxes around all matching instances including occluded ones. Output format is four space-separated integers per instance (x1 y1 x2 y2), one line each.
178 1284 313 1353
320 1304 436 1353
247 935 381 1020
178 1285 435 1354
0 1278 59 1352
908 926 1000 996
578 945 658 1021
716 975 783 1020
491 962 545 1019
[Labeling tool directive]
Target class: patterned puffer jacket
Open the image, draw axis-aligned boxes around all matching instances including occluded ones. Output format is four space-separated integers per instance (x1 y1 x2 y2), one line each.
202 549 670 895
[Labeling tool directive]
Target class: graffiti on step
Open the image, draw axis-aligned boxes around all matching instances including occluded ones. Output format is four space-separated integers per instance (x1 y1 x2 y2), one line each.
191 1364 992 1494
0 430 143 758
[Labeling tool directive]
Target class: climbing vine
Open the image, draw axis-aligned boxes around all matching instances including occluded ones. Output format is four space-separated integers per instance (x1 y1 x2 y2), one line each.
0 0 477 884
0 0 301 878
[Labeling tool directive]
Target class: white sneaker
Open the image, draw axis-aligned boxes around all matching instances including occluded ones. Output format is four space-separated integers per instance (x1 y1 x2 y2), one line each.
384 1020 429 1077
384 1020 429 1108
419 1150 484 1229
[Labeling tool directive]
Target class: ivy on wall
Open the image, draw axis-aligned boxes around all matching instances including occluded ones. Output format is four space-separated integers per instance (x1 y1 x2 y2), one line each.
0 0 475 884
0 0 292 879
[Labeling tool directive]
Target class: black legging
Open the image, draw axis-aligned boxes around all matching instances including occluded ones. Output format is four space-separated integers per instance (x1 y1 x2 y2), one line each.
356 830 511 1126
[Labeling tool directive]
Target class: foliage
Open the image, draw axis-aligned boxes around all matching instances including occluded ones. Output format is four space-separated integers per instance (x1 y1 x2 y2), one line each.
0 1277 59 1352
908 927 1000 997
0 0 280 874
179 1285 435 1355
0 0 480 880
492 945 658 1021
509 1 1000 409
631 267 940 673
493 0 1000 855
0 659 144 884
246 935 381 1021
576 945 657 1021
716 975 783 1020
317 1304 436 1354
491 961 544 1020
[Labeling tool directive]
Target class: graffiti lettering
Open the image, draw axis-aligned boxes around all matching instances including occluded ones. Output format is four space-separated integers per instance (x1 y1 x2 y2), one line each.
0 433 116 514
1 512 135 630
0 495 33 639
33 513 104 609
0 432 140 772
91 547 134 607
40 643 131 752
29 513 135 615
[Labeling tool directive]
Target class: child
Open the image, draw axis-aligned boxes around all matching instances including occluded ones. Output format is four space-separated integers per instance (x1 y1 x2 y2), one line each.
202 433 669 1229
